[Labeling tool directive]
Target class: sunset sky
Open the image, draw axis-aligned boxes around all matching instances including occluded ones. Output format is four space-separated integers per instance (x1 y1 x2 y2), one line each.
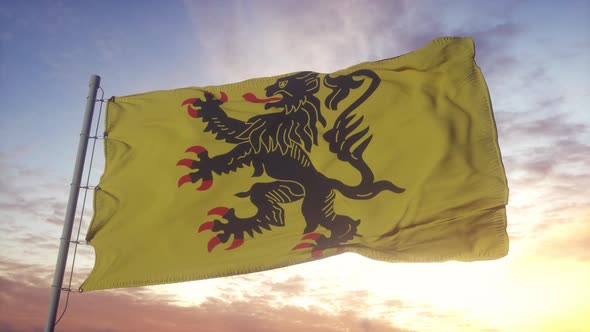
1 1 589 332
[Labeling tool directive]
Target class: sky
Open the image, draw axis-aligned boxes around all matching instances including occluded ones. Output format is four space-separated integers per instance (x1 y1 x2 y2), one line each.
0 0 589 331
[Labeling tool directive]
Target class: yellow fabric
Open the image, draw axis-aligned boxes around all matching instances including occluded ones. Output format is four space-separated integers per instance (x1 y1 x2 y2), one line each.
81 37 508 291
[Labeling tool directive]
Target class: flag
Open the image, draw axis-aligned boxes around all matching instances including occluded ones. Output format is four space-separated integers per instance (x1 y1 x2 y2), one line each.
81 37 508 291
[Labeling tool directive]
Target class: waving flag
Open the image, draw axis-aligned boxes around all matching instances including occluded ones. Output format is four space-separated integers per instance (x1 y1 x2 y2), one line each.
81 37 508 291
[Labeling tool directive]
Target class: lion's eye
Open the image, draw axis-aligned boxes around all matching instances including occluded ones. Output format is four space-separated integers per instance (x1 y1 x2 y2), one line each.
279 81 287 89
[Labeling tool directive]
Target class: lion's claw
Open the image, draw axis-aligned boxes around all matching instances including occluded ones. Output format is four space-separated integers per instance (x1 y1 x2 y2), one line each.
177 146 213 190
219 91 228 103
291 233 346 258
185 146 207 155
177 174 193 187
301 233 322 241
182 98 198 106
207 236 222 253
198 221 214 233
291 232 322 251
311 249 324 258
208 206 229 216
225 238 244 250
197 180 212 191
181 98 199 118
291 233 325 258
199 207 247 252
292 242 313 250
176 159 195 168
182 91 228 119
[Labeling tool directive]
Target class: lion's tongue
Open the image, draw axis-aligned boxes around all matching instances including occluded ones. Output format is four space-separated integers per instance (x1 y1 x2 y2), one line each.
242 92 282 103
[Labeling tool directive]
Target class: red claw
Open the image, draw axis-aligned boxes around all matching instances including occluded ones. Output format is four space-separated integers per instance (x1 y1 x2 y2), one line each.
176 159 194 168
292 243 313 250
197 179 213 191
301 233 321 241
225 239 244 250
198 221 214 233
181 99 199 118
219 91 228 103
185 146 207 155
207 236 222 252
187 106 198 118
208 207 229 216
311 249 323 258
182 98 198 106
178 174 192 187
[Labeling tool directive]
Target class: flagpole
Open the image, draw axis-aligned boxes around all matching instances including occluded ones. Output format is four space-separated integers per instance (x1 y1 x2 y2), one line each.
43 75 101 332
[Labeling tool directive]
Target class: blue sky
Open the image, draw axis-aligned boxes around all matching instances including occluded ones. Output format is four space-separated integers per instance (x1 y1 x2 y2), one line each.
1 1 589 331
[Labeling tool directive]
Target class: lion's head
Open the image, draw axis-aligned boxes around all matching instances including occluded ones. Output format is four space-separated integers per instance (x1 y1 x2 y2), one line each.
264 71 320 113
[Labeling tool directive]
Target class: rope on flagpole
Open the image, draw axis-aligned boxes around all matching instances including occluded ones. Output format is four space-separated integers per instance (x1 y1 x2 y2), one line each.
52 86 106 328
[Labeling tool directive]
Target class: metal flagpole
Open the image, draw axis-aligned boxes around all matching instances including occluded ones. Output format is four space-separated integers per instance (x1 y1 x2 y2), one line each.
43 75 101 332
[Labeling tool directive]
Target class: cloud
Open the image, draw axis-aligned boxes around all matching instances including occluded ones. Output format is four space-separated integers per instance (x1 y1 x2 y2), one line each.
468 22 523 50
501 136 590 239
497 112 586 140
0 265 412 332
492 111 589 190
538 218 590 262
0 154 96 270
182 0 442 83
483 48 590 244
184 0 537 117
181 0 529 115
0 149 90 223
267 274 306 295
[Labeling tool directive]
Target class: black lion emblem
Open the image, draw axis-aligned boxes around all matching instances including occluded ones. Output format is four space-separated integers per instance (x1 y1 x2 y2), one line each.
178 70 404 256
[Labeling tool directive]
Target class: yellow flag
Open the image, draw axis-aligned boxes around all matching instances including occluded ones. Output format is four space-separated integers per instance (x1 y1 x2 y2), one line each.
81 37 508 291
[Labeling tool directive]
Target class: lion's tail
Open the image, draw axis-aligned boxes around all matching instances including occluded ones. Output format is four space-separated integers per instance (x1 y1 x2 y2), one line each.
323 69 405 199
